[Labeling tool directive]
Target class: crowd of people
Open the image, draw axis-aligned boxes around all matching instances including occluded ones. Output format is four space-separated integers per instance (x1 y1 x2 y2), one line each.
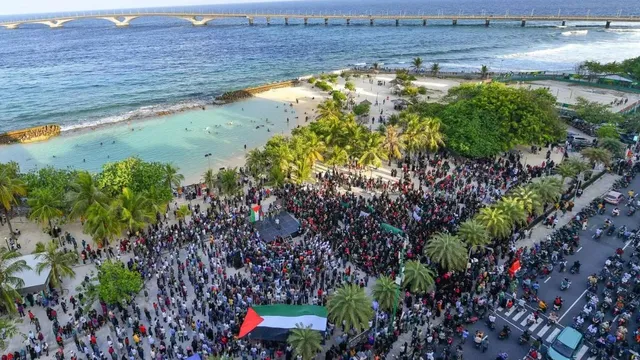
6 148 560 360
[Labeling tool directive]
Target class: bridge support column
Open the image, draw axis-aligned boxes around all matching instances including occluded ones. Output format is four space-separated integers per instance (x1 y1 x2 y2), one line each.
485 19 490 26
521 20 526 27
324 18 328 26
100 16 139 27
370 18 374 26
284 18 289 25
396 19 400 26
452 19 457 26
35 19 73 28
248 17 254 25
266 17 270 25
304 18 308 26
2 23 19 29
561 20 566 26
423 19 427 26
346 18 350 25
605 21 611 28
179 16 214 26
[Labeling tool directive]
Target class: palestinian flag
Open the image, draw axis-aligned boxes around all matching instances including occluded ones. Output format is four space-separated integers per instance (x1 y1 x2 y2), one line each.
250 204 261 222
238 305 327 340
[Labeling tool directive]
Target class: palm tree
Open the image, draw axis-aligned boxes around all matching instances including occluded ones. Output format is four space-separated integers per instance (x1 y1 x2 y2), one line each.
202 169 216 192
66 171 107 221
292 158 313 185
555 162 579 186
598 137 625 157
316 99 342 124
372 276 398 311
565 158 590 177
382 125 404 165
0 247 31 313
83 202 122 247
458 219 490 249
476 207 511 239
425 233 468 272
531 177 562 205
512 186 543 216
0 167 27 236
217 168 241 196
34 241 77 291
430 63 441 77
496 197 527 227
581 147 612 167
27 188 64 232
411 57 423 72
287 324 323 360
245 149 267 180
402 116 445 156
372 62 380 71
144 186 169 217
422 118 445 152
175 204 191 220
358 133 388 171
480 65 489 79
0 317 18 350
402 260 435 294
327 284 374 333
162 164 184 190
117 187 152 234
302 131 326 164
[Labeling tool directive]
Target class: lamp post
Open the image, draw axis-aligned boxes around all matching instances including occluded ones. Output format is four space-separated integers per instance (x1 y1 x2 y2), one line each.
204 153 212 170
389 235 409 333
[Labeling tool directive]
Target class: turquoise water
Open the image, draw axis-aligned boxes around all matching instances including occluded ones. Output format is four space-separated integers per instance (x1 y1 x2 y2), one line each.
0 98 294 183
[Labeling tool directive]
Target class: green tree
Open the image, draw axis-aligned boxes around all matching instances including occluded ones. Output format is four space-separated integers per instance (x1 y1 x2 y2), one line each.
424 233 468 272
555 162 579 185
245 149 267 180
27 188 64 232
83 202 122 247
144 186 169 217
96 260 143 305
574 97 623 125
0 247 30 313
32 242 45 254
287 324 323 360
327 284 373 333
480 65 489 79
430 63 440 76
531 177 563 205
402 260 435 294
117 187 153 234
599 137 625 157
596 123 620 139
358 132 388 171
496 197 528 227
0 317 19 351
175 204 191 220
476 207 511 239
372 276 398 311
217 168 241 196
325 146 350 169
0 167 27 237
202 169 216 191
411 57 423 72
581 147 612 167
458 219 490 248
66 171 107 221
332 91 348 107
381 125 404 165
162 164 184 190
35 241 78 291
372 62 380 71
345 81 356 92
512 186 543 215
353 103 370 117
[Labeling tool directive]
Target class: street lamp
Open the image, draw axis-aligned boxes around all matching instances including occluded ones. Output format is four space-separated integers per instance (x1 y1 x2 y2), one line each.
204 153 212 170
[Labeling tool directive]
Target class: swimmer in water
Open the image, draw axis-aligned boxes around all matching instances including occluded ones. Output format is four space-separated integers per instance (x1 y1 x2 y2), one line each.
100 142 103 146
83 159 86 162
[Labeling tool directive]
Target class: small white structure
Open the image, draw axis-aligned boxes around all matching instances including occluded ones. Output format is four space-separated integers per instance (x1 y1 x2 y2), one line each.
10 254 51 294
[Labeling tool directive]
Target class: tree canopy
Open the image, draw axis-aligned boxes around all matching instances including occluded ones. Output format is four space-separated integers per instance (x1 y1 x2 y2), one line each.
574 97 623 125
96 260 143 305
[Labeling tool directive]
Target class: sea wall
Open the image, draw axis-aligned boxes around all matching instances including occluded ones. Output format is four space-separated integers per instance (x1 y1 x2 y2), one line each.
215 80 298 104
0 124 61 145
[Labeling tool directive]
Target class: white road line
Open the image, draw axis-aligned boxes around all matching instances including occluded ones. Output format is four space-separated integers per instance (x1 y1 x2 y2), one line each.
520 317 531 327
529 319 543 332
546 328 561 343
512 310 527 321
544 276 552 283
575 345 589 360
497 307 504 312
505 306 517 316
623 239 633 250
559 289 589 322
494 312 525 332
576 246 583 252
536 324 551 337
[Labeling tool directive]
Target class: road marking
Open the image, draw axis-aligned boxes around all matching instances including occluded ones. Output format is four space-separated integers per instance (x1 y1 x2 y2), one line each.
505 306 517 316
520 317 531 327
537 324 551 337
494 312 525 332
559 289 588 322
590 224 598 230
576 246 583 252
623 239 633 250
575 345 589 360
529 319 543 332
544 276 552 283
512 309 527 321
497 307 504 312
546 328 561 343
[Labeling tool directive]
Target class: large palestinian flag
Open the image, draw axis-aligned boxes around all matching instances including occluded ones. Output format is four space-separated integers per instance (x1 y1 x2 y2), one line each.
238 305 327 340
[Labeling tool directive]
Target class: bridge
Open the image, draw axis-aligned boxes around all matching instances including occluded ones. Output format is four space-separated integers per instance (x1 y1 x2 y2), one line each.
1 11 639 29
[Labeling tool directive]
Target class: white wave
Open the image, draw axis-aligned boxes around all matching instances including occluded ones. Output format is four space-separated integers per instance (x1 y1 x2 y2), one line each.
60 100 208 132
497 39 640 64
556 25 567 29
562 30 588 36
352 62 367 66
605 28 640 33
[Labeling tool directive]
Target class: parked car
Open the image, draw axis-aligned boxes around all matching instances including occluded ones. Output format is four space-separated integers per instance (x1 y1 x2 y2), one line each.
567 135 593 148
604 191 625 205
547 327 583 360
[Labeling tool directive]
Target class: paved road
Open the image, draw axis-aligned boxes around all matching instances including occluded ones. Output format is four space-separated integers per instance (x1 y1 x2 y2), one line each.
452 175 639 360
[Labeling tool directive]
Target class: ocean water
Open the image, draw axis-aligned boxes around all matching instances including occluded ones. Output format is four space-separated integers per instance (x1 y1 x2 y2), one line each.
0 0 639 180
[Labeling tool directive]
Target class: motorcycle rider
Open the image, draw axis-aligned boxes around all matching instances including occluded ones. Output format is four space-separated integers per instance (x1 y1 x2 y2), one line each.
548 311 559 325
574 314 585 328
571 260 581 273
487 314 497 329
553 296 563 310
594 227 603 239
587 323 598 338
613 207 620 216
561 277 571 289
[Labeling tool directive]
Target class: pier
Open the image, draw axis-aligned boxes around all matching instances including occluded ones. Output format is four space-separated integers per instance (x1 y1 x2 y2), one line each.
1 11 639 29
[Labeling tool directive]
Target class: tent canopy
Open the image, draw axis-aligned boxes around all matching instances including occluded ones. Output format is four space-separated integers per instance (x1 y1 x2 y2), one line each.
10 254 51 294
